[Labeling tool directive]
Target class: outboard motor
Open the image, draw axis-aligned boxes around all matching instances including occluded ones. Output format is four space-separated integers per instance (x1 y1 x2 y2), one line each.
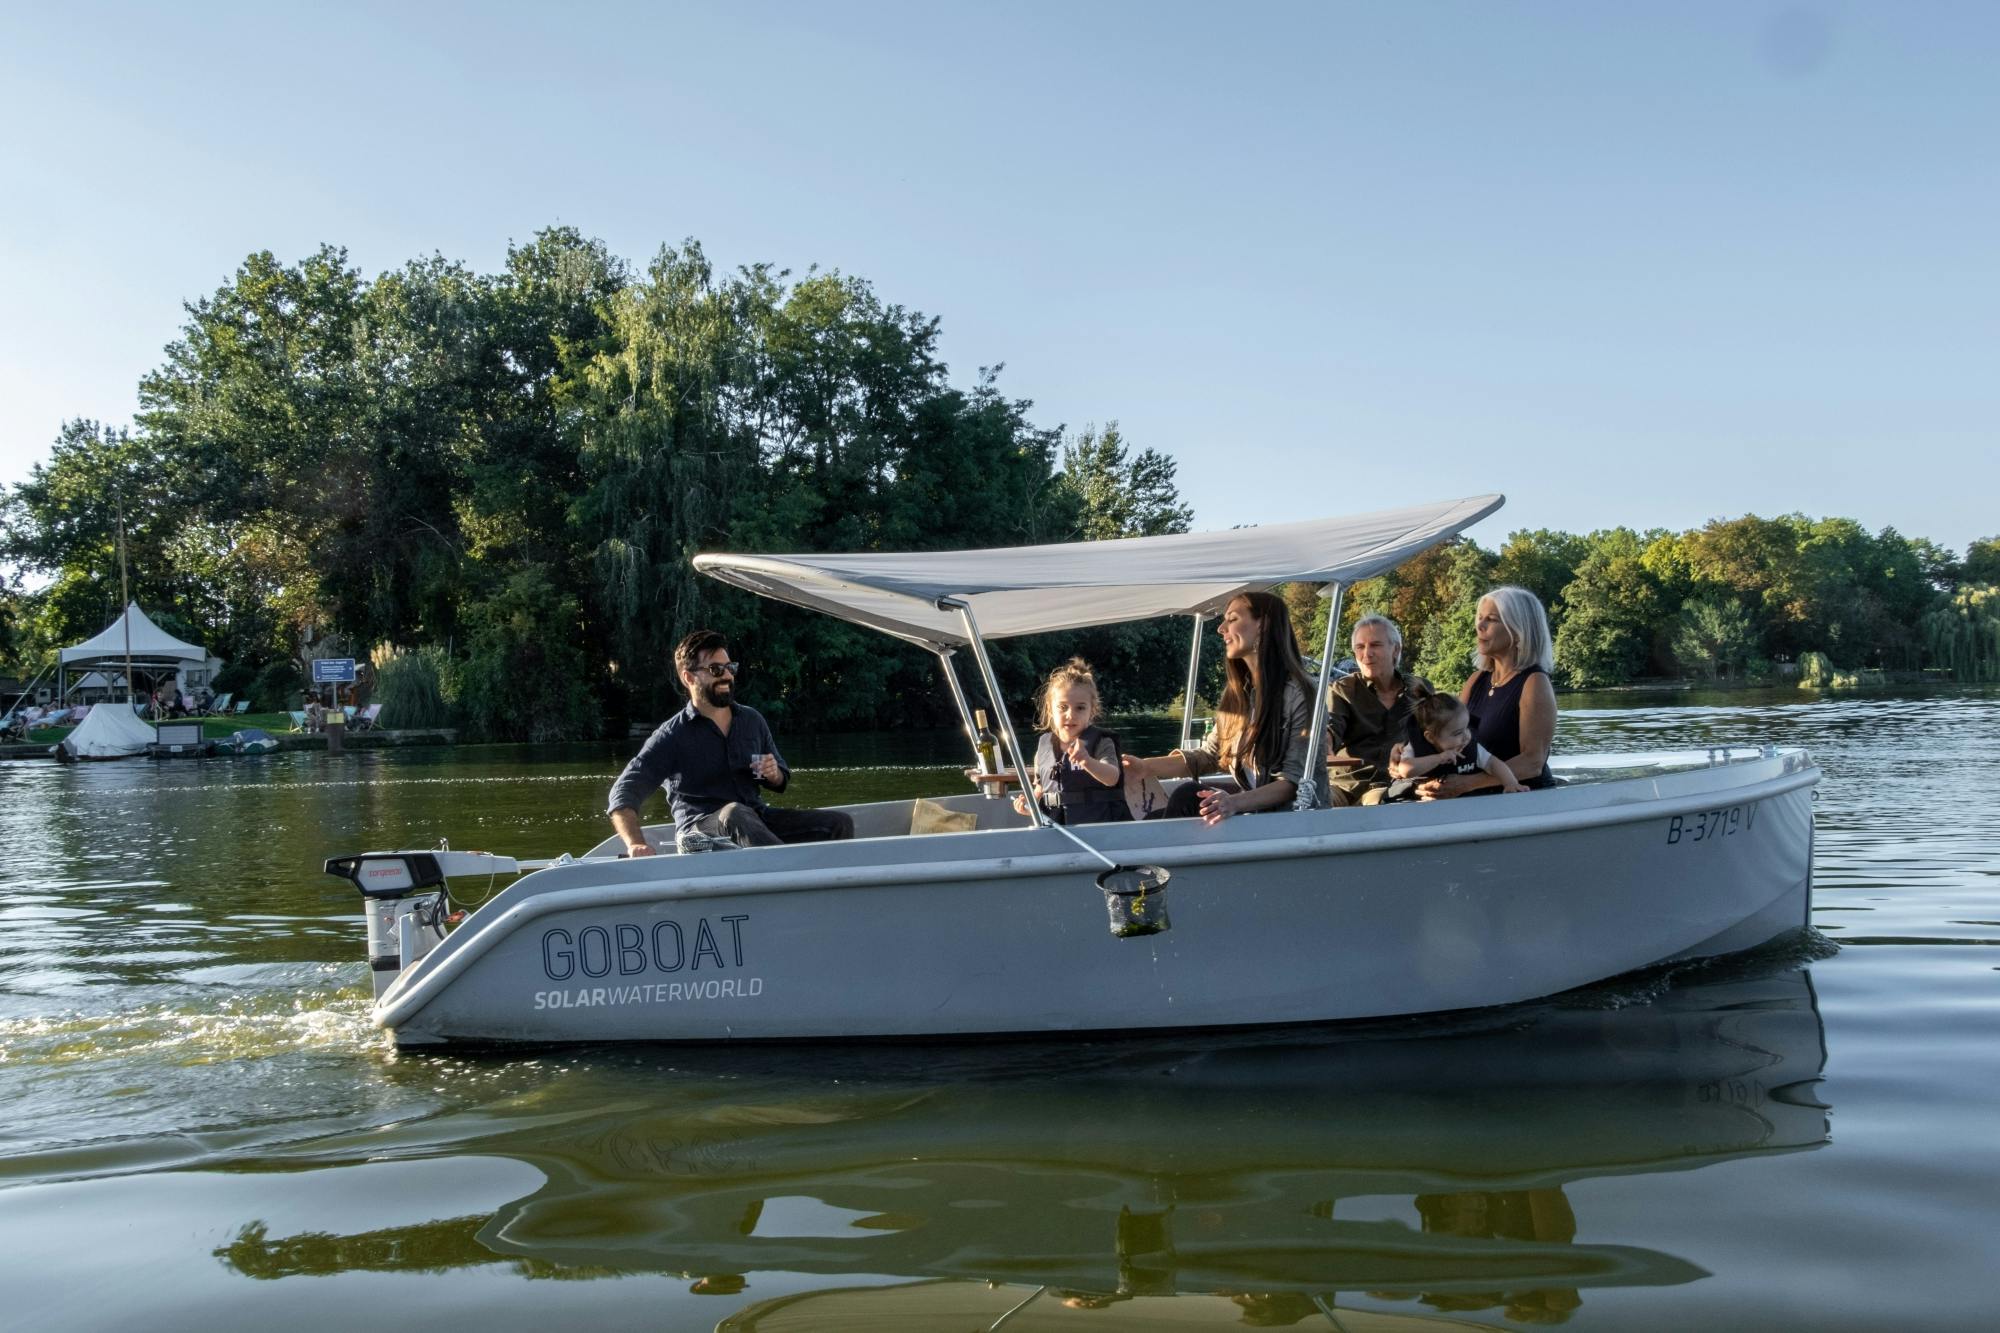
325 853 452 999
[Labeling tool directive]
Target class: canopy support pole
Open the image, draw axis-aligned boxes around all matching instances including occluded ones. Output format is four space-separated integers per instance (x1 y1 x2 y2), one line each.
934 648 981 767
939 598 1046 828
1178 613 1206 751
1295 582 1345 811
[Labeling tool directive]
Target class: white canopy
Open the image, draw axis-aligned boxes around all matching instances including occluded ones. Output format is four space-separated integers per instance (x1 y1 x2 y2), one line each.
695 494 1504 647
60 603 208 667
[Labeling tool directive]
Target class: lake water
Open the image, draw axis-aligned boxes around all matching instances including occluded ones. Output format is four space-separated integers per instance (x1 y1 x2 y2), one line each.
2 690 1995 1331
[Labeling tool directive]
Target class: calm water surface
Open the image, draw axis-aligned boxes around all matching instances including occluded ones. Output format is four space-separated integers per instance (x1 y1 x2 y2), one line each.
2 690 1996 1330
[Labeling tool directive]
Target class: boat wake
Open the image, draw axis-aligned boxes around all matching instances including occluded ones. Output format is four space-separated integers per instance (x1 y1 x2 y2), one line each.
0 965 376 1068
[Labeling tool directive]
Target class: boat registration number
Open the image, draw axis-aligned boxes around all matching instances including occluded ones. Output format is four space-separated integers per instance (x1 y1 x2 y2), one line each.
1667 802 1757 845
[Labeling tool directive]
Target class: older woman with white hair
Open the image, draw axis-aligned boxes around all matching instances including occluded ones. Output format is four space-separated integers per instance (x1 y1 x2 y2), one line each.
1417 585 1558 798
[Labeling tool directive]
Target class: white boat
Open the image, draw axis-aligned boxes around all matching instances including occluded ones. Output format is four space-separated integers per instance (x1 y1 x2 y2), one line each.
53 700 157 760
327 495 1819 1047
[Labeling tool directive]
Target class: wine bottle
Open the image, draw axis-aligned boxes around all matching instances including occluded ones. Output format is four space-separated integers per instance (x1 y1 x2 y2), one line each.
974 709 1000 774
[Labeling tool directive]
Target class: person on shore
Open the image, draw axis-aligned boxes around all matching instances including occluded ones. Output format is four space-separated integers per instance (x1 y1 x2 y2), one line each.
304 693 325 733
1382 683 1526 801
608 629 855 853
1420 586 1558 797
1013 658 1131 826
1123 591 1329 824
1325 613 1427 806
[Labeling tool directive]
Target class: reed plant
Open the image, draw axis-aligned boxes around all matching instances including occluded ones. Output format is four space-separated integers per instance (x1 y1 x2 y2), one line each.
374 647 454 730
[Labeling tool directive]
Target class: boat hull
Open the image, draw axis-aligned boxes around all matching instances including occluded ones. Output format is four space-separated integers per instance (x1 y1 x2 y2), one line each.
376 752 1817 1046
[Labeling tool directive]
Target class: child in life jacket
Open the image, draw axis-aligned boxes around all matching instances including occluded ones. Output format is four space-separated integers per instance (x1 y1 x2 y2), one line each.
1382 683 1526 802
1013 658 1133 825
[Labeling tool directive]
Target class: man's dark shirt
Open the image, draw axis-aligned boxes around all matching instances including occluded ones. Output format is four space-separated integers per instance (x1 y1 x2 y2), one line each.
607 701 788 833
1326 668 1428 796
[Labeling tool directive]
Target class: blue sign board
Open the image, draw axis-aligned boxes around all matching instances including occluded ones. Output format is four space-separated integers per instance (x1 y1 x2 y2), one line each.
311 658 357 684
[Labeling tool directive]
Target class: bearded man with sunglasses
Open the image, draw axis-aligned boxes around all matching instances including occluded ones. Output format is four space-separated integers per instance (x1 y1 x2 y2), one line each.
607 629 855 854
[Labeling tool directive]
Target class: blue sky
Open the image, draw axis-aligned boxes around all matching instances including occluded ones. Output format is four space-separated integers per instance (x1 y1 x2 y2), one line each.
2 1 1994 553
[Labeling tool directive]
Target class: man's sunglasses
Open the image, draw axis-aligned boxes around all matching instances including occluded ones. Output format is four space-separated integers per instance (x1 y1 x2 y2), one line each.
695 661 741 679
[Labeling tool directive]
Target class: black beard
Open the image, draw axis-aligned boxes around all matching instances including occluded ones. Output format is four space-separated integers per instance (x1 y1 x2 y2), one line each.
696 678 734 709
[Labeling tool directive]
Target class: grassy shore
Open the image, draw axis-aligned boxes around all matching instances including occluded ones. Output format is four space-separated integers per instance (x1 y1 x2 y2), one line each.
23 712 300 744
3 713 457 759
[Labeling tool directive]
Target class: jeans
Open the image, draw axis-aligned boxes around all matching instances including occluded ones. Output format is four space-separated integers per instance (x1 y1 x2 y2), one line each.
693 802 855 847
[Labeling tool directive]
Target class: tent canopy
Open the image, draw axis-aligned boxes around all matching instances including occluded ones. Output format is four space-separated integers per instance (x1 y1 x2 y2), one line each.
694 494 1504 648
60 603 208 667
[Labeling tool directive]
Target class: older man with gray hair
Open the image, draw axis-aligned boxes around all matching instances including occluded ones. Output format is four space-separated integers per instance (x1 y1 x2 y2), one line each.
1325 613 1428 806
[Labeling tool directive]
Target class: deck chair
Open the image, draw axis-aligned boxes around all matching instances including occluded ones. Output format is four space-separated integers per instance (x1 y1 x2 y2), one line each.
288 710 309 732
233 700 251 715
209 693 234 716
352 704 383 731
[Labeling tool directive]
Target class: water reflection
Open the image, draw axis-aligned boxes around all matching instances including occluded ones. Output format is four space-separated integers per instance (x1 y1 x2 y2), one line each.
212 962 1826 1324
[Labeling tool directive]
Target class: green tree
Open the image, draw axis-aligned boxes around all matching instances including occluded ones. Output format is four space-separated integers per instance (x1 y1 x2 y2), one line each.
465 227 628 566
140 246 366 523
1672 598 1756 679
1908 537 1962 592
1679 514 1811 658
566 241 760 722
134 247 370 671
372 646 453 730
1965 537 2000 585
1492 529 1589 631
450 564 599 741
1060 423 1194 540
1924 584 2000 682
0 420 201 659
1554 528 1671 688
1408 543 1497 685
0 579 21 675
311 254 494 647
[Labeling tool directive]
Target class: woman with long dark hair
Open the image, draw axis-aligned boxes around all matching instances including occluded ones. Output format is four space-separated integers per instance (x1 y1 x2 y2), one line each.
1124 590 1330 823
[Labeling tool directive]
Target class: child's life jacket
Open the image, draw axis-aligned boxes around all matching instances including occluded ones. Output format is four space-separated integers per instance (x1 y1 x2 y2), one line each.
1033 726 1132 825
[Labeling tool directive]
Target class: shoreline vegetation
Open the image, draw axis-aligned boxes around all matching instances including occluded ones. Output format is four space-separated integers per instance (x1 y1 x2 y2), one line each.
8 676 1992 764
2 229 1997 741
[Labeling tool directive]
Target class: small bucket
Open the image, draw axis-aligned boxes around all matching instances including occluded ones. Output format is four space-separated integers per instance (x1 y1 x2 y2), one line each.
1098 865 1171 938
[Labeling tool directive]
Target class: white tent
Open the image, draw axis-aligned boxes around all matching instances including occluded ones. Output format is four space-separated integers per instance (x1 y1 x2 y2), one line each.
57 604 214 705
60 702 156 759
60 604 208 669
695 494 1505 648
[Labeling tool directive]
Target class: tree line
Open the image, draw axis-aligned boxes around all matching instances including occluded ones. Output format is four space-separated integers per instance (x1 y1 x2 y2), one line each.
1 230 1995 736
0 231 1193 737
1293 520 2000 692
